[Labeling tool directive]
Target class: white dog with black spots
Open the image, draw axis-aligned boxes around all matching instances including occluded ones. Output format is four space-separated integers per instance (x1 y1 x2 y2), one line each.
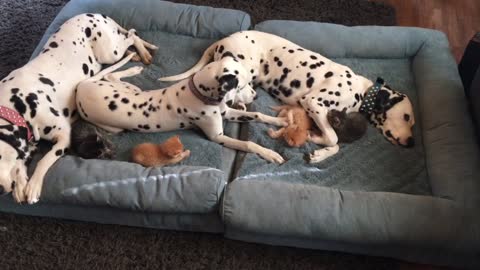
76 56 288 164
0 13 157 204
160 30 416 162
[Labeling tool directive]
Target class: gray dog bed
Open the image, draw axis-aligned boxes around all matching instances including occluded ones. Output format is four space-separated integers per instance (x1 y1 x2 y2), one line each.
0 0 478 268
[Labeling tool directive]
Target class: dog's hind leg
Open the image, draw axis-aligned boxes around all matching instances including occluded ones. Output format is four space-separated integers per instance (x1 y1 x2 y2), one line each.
103 66 144 82
126 50 142 62
116 25 158 51
123 29 158 65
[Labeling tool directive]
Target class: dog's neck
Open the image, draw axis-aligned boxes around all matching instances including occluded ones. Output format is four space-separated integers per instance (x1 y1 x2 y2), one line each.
358 77 386 117
355 75 376 112
188 75 222 106
0 105 33 141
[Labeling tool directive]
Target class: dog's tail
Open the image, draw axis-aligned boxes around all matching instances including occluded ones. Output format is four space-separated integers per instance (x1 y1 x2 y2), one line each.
84 53 136 82
158 41 217 82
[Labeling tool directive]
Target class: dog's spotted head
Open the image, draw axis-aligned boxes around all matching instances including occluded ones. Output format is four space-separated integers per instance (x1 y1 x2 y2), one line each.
0 124 29 194
368 86 415 147
193 58 251 103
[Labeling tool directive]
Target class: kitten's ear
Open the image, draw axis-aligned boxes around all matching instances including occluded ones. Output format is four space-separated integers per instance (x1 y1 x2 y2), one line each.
332 116 342 128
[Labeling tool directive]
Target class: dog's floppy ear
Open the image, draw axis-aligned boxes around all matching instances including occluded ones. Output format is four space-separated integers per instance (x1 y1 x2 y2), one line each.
16 126 28 140
374 89 406 113
373 89 391 112
218 74 239 92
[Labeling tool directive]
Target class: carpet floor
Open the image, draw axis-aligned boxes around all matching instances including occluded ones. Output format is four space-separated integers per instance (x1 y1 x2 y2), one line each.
0 1 405 269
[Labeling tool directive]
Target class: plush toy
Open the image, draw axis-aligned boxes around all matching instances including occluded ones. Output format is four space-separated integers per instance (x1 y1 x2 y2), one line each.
131 135 190 167
268 105 368 147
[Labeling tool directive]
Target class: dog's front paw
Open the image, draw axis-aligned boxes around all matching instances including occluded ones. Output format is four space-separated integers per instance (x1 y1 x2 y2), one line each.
11 162 29 203
140 50 153 65
308 145 339 163
24 179 42 204
260 148 285 164
12 178 27 203
128 66 144 75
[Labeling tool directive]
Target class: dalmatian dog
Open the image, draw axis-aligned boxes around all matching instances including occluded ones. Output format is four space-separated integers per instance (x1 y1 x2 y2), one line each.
159 30 416 162
75 56 287 163
0 13 157 204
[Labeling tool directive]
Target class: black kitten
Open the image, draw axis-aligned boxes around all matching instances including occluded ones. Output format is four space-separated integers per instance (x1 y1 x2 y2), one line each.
328 108 368 143
71 119 116 159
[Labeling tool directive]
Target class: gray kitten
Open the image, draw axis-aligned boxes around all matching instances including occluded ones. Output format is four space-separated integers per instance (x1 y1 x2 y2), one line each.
327 108 368 143
71 119 116 159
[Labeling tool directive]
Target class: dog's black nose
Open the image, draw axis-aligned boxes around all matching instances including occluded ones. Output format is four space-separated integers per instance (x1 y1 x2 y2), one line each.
0 185 5 195
405 137 415 148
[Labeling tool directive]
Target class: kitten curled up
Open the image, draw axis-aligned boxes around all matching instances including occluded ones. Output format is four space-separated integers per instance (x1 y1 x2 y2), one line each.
267 105 368 147
131 135 190 167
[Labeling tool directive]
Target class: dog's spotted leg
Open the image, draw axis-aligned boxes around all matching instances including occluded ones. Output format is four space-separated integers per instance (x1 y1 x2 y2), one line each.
223 108 288 127
116 25 158 50
24 127 71 204
11 159 28 203
103 66 144 83
125 29 158 65
300 98 340 162
198 115 285 164
125 50 142 62
113 21 159 64
300 98 338 146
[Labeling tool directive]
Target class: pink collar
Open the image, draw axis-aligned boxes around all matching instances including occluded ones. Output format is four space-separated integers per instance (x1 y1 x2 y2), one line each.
0 105 33 141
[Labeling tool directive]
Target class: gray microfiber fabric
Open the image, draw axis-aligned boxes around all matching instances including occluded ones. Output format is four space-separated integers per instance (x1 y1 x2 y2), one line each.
234 58 429 195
